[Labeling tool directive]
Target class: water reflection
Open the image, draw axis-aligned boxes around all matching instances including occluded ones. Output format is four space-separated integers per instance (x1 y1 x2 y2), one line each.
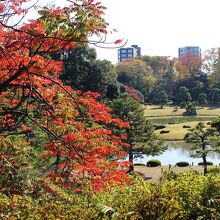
134 141 220 165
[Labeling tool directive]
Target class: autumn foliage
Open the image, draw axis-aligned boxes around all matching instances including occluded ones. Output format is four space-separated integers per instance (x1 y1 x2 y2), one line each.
175 52 202 78
0 0 130 193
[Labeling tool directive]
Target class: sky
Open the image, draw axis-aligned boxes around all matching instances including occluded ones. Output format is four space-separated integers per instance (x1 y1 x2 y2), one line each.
92 0 220 64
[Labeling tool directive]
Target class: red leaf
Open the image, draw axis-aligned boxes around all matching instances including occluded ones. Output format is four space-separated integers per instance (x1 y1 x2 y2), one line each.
114 39 123 44
59 163 66 169
17 9 22 15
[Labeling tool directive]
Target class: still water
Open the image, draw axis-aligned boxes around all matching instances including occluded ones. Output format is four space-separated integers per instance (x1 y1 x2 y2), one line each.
134 141 220 166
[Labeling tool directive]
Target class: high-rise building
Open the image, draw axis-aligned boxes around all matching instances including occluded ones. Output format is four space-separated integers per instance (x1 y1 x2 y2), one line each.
118 45 141 62
178 46 201 59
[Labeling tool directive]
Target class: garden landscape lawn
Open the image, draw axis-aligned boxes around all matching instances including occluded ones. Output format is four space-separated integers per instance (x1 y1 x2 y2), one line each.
155 121 210 140
145 105 220 117
145 105 220 141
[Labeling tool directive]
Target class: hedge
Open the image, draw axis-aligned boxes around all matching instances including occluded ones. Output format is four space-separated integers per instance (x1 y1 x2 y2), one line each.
146 159 161 167
175 161 189 167
198 161 213 166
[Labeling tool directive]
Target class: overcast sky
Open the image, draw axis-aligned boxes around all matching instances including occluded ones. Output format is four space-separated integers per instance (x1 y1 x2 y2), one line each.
92 0 220 63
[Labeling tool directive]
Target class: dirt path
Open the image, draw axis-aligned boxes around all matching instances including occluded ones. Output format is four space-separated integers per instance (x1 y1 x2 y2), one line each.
134 166 209 181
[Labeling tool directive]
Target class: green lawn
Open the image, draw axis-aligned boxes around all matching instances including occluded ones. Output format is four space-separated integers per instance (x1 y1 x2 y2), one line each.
144 105 220 141
155 121 210 141
145 105 185 117
145 105 220 117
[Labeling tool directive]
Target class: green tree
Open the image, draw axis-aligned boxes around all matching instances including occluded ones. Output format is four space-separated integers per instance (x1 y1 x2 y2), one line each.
204 48 220 86
175 86 192 104
108 93 166 172
138 55 176 82
116 59 154 100
198 93 208 108
211 117 220 133
138 56 176 102
185 122 219 175
59 45 116 96
209 88 220 104
185 102 197 115
155 91 169 108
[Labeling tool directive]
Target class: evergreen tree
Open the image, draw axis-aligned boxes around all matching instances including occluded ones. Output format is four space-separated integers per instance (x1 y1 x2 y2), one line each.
175 86 192 104
185 102 197 115
156 91 169 108
211 117 220 133
108 93 166 172
198 93 208 108
185 122 219 175
57 45 116 97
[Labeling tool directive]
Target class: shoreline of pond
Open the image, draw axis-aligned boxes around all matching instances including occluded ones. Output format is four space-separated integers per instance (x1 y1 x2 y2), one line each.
133 141 220 166
134 165 219 182
159 139 185 141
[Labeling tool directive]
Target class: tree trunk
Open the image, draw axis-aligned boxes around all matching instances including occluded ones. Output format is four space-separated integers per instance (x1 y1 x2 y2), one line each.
128 150 134 173
202 142 207 175
54 153 61 174
202 153 207 175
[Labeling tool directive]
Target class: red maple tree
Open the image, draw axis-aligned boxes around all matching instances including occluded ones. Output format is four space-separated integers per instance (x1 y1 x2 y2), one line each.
0 0 130 193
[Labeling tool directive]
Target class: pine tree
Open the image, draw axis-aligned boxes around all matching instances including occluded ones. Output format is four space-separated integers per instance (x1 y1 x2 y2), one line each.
185 122 219 175
108 93 166 172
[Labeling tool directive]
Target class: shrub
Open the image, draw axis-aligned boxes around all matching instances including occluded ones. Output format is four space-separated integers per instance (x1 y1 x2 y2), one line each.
185 102 197 116
0 172 220 220
134 163 145 166
154 125 166 130
160 169 178 181
198 161 213 166
208 167 220 174
175 161 189 167
183 125 191 128
160 130 170 134
180 102 186 109
146 159 161 167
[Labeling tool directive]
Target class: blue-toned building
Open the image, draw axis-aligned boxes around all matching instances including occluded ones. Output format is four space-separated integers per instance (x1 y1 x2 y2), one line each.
118 45 141 62
178 46 201 59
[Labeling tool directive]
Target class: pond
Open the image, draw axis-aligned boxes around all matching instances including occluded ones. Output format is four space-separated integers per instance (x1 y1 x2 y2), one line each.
133 141 220 166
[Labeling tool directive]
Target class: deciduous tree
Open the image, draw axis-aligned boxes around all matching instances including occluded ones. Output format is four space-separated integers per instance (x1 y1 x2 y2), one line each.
0 0 130 192
175 52 202 79
116 59 154 100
